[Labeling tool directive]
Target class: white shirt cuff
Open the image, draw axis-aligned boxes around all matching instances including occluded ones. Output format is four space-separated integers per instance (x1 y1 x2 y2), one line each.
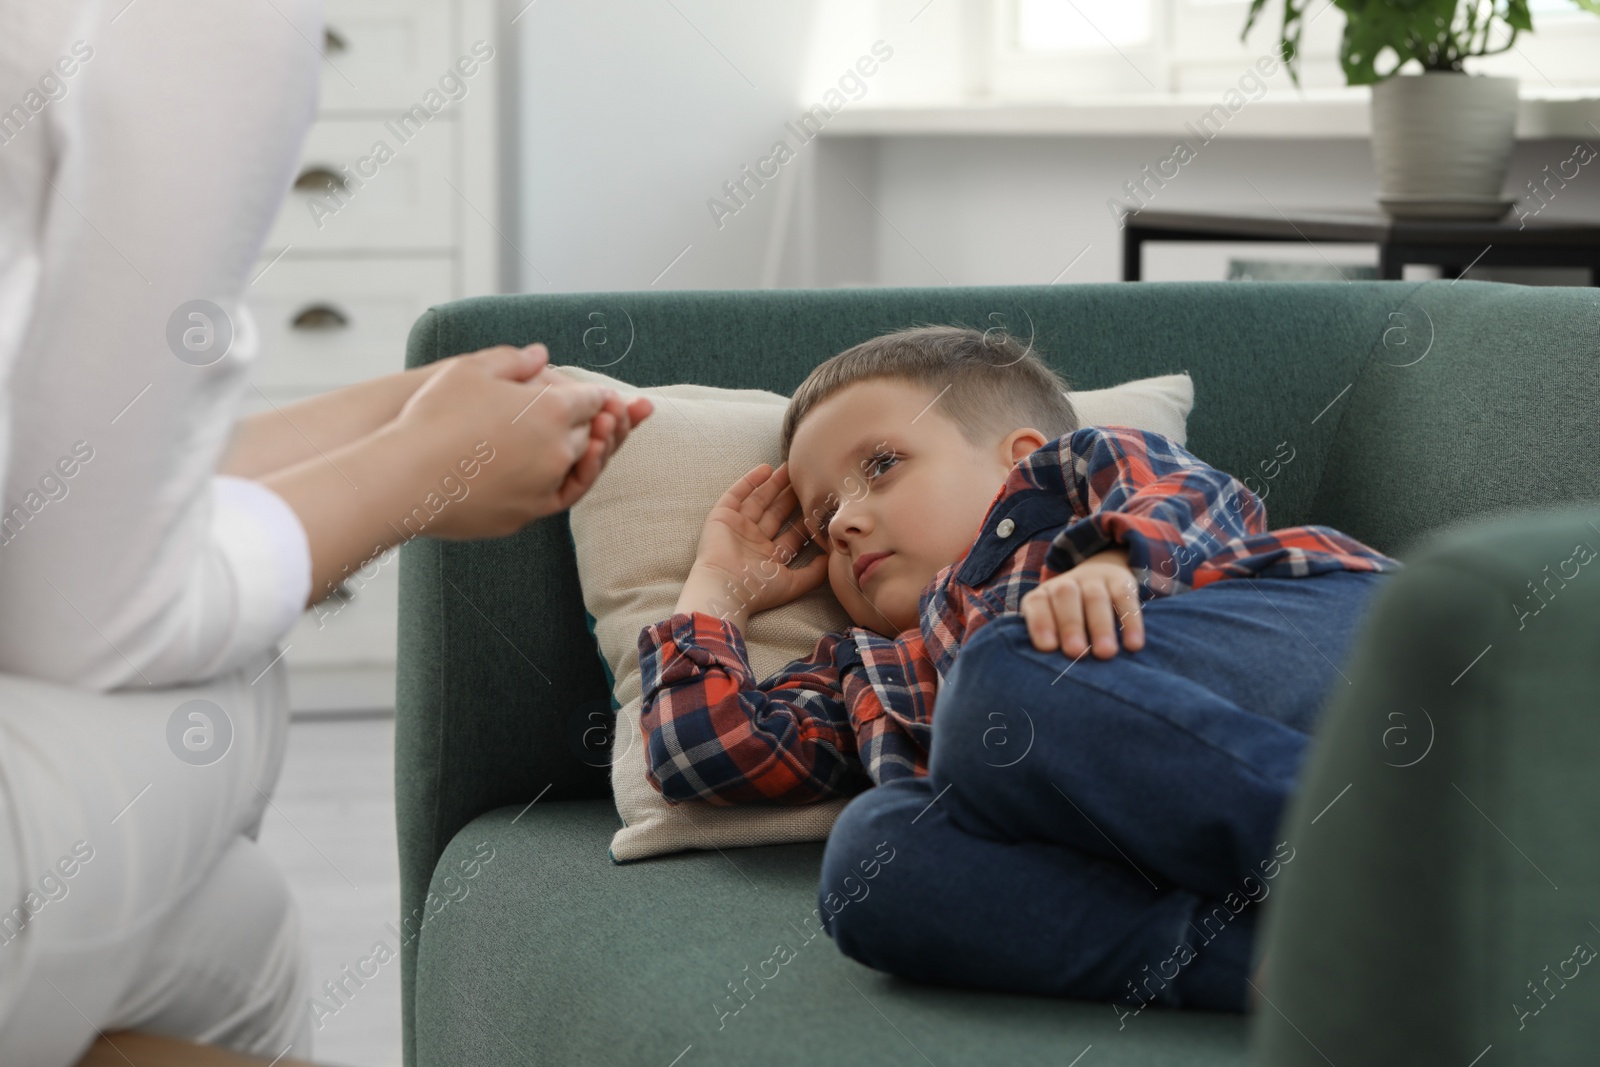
209 474 312 661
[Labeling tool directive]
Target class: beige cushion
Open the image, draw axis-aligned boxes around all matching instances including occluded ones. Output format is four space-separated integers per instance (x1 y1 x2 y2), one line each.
560 365 1194 862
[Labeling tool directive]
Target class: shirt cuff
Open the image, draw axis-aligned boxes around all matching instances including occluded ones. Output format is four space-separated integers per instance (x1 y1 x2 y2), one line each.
639 610 756 690
210 474 312 658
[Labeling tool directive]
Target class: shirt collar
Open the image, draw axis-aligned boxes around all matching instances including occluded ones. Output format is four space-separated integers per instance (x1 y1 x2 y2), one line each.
949 435 1075 588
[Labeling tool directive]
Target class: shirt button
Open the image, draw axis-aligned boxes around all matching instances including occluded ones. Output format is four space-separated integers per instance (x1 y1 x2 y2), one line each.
996 518 1016 538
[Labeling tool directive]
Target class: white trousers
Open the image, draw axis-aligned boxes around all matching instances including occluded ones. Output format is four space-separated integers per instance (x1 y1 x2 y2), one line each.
0 649 311 1067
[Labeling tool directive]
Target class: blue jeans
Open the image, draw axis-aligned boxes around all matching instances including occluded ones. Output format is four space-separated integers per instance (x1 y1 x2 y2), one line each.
817 570 1389 1013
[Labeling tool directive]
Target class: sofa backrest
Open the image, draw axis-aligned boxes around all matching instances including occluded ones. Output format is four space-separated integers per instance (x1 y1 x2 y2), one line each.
399 280 1600 805
1312 280 1600 555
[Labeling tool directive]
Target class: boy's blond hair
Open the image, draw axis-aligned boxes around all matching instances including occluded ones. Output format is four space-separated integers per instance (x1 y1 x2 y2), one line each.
780 324 1078 462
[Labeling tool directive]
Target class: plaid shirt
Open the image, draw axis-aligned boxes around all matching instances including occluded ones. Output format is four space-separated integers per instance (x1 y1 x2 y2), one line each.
637 426 1400 806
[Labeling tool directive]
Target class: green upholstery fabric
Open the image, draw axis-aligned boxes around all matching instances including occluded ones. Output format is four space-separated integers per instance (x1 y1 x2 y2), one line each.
415 801 1247 1066
396 281 1600 1067
1252 506 1600 1065
1309 283 1600 556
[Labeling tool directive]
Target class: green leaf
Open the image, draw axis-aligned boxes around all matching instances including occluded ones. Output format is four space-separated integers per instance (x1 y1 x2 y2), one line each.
1242 0 1592 85
1242 0 1272 40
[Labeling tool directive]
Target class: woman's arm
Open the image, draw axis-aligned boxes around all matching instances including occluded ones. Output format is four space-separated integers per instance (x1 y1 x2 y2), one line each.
0 0 334 691
218 362 450 480
0 0 654 690
263 344 651 608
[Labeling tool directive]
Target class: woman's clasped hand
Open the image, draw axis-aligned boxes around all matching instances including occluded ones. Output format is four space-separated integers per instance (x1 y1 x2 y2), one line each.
388 342 654 537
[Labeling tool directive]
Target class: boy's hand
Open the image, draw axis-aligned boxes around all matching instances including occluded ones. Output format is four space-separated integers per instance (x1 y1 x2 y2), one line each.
1020 547 1145 660
550 382 653 510
684 462 829 620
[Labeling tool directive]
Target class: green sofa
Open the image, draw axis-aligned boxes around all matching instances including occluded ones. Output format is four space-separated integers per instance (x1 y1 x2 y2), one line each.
396 280 1600 1066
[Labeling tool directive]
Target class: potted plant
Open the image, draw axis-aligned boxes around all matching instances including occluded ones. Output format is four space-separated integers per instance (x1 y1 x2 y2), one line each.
1242 0 1600 219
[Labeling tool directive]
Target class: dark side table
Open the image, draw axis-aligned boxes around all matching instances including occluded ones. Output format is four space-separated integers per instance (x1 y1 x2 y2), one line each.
1121 206 1600 284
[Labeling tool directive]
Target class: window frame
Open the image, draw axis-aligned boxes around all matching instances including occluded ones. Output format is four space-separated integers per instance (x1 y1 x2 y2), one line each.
969 0 1600 101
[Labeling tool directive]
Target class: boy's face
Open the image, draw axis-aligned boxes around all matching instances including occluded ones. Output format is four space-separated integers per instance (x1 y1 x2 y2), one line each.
787 378 1045 638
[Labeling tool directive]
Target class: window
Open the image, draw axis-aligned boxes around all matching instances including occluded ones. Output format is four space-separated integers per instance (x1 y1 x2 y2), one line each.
1016 0 1155 51
992 0 1168 97
978 0 1600 100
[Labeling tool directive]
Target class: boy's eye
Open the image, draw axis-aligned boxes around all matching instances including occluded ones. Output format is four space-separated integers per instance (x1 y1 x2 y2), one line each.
866 450 899 477
811 452 898 547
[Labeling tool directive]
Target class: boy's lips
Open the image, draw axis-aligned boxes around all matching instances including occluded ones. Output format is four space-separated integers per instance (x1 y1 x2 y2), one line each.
854 551 891 585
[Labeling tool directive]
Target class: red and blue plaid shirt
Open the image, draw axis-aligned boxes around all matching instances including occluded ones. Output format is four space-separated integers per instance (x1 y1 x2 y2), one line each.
637 426 1399 807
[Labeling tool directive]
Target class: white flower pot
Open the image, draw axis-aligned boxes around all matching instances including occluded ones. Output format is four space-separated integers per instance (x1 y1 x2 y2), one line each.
1370 71 1520 220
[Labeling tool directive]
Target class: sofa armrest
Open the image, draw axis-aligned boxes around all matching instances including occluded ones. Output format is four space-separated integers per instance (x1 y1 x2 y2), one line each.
395 309 616 1067
1250 506 1600 1064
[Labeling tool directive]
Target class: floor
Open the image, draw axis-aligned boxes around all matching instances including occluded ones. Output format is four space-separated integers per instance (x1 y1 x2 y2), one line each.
256 714 402 1067
78 1031 321 1066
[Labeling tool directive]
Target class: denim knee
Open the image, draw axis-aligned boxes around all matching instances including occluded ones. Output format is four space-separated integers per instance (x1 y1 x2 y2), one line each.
928 615 1033 789
816 781 918 966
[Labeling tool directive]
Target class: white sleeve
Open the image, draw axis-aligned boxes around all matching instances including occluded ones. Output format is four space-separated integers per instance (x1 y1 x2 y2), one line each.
208 475 314 677
0 0 323 691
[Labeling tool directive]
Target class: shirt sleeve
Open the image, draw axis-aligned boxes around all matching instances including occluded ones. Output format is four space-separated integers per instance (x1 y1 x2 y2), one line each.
1043 426 1268 596
637 611 874 806
208 475 313 674
835 626 940 785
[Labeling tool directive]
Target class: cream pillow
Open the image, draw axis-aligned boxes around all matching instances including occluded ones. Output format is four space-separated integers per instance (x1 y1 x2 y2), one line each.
560 365 1193 863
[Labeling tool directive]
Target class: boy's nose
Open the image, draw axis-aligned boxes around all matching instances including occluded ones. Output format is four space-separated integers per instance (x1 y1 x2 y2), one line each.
831 508 871 549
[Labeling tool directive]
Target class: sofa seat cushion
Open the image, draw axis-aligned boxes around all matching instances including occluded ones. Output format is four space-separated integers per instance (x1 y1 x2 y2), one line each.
411 799 1249 1067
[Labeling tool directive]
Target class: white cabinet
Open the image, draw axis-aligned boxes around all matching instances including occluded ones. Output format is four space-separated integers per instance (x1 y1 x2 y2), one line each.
245 0 501 713
250 258 457 393
313 0 455 112
266 118 458 252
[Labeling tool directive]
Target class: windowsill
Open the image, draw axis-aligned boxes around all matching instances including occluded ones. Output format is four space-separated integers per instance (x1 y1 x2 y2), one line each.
820 86 1600 139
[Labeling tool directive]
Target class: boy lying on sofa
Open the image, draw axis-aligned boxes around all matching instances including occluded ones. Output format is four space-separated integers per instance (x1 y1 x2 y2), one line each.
635 324 1398 1014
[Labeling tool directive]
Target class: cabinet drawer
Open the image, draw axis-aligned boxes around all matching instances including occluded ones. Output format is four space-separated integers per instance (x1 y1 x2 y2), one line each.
268 117 456 252
319 0 455 113
247 256 455 393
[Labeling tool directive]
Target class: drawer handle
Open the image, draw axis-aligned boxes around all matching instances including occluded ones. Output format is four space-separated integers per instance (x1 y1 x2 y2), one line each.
291 305 350 331
293 166 347 195
324 27 349 53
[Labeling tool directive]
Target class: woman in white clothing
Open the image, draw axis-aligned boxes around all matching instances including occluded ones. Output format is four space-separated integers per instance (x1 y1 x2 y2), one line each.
0 2 651 1064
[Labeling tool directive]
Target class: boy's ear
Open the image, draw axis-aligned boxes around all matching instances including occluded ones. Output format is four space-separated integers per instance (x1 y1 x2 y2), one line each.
1001 427 1050 465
